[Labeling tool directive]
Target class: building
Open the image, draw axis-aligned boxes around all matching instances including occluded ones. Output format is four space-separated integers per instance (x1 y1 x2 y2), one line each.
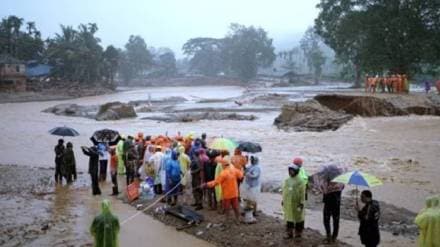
0 55 27 92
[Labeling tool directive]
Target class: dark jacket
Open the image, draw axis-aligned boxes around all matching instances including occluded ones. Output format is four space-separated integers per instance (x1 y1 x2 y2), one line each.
63 148 77 179
83 147 99 174
358 200 381 246
191 158 202 187
323 191 342 206
54 144 65 163
204 159 217 182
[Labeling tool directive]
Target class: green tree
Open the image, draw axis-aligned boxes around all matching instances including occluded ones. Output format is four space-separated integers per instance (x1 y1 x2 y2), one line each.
300 27 326 84
223 23 276 81
0 16 44 60
155 48 177 76
182 37 224 76
315 0 440 87
45 23 105 84
103 45 119 86
119 35 152 82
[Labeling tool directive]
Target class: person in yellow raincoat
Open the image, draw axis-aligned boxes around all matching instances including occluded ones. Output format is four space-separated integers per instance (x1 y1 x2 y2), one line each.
282 164 306 239
116 137 126 175
415 196 440 247
178 146 191 188
214 156 224 212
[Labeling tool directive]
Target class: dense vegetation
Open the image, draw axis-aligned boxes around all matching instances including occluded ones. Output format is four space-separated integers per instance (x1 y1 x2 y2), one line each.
0 16 176 87
315 0 440 86
183 24 276 81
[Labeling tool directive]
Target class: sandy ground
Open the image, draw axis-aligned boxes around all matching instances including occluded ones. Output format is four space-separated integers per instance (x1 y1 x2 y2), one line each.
0 165 210 247
0 85 439 246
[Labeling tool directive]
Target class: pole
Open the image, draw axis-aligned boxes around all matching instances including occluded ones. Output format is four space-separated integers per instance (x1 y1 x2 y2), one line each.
355 185 359 209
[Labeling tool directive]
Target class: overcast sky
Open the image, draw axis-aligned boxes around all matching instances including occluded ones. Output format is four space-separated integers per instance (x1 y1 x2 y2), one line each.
3 0 320 57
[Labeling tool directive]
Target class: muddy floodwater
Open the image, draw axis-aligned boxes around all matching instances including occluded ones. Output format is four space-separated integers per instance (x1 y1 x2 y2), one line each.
0 85 439 246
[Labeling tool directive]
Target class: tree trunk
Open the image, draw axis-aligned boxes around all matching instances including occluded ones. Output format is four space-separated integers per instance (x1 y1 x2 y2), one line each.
354 63 362 88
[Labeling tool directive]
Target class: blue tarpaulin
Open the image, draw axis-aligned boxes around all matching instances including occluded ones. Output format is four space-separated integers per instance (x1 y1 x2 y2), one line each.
25 64 52 77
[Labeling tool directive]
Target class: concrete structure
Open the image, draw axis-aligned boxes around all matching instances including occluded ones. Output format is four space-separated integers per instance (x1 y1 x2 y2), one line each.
0 55 27 92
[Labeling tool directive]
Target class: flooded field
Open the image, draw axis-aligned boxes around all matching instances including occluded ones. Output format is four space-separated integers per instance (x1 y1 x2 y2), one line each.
0 84 439 246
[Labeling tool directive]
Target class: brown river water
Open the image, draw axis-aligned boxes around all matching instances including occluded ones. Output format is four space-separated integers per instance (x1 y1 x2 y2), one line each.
0 85 439 246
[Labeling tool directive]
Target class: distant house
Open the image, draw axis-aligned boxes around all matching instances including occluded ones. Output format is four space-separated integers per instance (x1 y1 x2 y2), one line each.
0 55 27 92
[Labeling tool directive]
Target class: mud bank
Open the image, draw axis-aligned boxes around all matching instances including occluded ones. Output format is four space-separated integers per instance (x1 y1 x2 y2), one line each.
275 93 440 131
0 164 93 247
123 192 351 247
274 100 353 131
0 86 114 104
0 164 212 247
142 112 257 123
315 93 440 116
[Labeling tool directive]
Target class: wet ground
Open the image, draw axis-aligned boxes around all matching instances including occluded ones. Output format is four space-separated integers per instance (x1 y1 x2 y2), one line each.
130 192 351 247
0 84 439 246
0 165 210 247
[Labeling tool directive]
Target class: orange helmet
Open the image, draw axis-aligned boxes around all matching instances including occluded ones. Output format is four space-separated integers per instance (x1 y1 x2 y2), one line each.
293 157 303 166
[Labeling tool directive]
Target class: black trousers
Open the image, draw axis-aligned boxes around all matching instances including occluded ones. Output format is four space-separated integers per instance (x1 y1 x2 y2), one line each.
111 171 118 194
126 165 135 185
55 161 63 183
205 188 216 209
154 184 163 195
99 160 107 181
286 221 304 235
90 171 101 195
193 187 203 206
324 201 341 239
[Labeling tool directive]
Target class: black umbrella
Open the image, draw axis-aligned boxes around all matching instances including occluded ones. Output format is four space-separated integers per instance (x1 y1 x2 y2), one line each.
49 126 80 137
90 129 121 146
317 164 345 181
237 141 262 153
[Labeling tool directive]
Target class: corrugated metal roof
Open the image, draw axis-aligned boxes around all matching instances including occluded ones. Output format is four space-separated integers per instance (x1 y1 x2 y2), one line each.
0 54 23 64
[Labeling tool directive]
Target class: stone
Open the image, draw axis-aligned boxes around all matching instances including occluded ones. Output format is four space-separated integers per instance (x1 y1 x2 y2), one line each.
274 100 353 132
95 102 137 121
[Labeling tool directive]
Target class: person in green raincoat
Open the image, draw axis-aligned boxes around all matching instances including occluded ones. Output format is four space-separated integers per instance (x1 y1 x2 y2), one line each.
282 164 306 239
178 146 191 188
116 137 126 175
415 196 440 247
214 154 225 213
90 199 120 247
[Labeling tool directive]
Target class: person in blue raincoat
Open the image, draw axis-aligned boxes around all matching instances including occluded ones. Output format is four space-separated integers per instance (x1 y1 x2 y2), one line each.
160 148 172 194
165 151 182 206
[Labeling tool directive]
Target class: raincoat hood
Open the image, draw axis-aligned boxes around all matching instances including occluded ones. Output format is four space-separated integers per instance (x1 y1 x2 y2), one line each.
198 148 206 155
178 146 185 154
425 197 434 208
90 199 120 247
101 199 112 214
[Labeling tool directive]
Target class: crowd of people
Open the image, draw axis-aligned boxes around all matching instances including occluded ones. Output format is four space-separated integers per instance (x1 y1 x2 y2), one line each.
365 74 410 94
365 74 440 95
54 132 439 247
